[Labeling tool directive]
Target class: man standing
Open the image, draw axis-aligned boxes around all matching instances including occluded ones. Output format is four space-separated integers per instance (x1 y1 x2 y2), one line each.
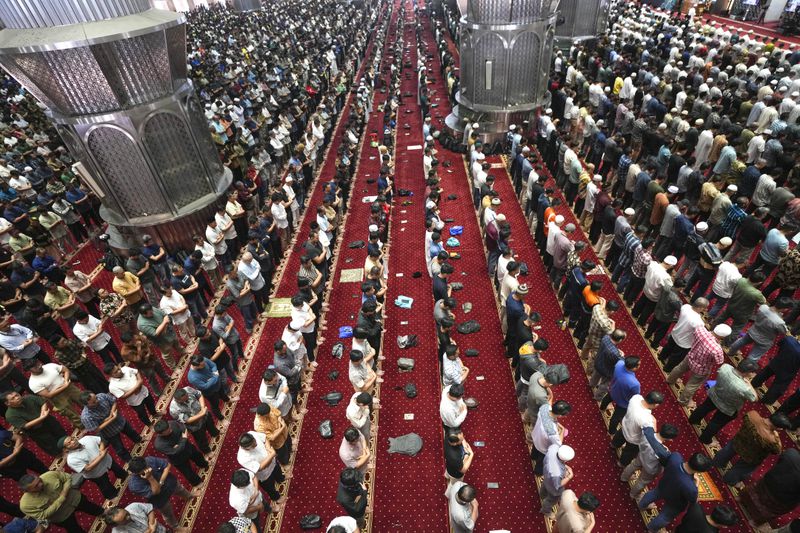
137 304 184 370
127 456 198 528
79 391 142 462
237 431 285 512
153 419 208 486
612 390 664 466
336 468 368 529
106 363 158 427
638 430 713 532
188 355 235 420
18 471 104 530
2 390 67 456
24 358 83 429
689 359 759 444
659 298 709 373
667 324 729 408
440 384 468 431
103 502 175 533
61 434 127 500
448 481 478 533
555 490 599 533
169 386 221 455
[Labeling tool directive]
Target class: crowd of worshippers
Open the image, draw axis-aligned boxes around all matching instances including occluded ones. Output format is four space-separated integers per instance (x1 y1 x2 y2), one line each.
427 2 800 533
0 0 391 531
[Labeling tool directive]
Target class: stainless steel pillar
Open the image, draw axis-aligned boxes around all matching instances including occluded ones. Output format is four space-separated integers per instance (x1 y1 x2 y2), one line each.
231 0 261 12
554 0 610 49
445 0 560 142
0 0 231 252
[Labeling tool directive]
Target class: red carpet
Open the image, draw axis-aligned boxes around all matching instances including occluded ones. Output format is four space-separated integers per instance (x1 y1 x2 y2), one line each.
274 7 399 531
369 7 449 532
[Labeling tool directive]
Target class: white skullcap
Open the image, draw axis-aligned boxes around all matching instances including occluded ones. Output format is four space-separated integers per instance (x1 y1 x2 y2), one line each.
558 445 575 461
23 166 32 172
472 123 480 128
491 197 501 205
663 255 678 266
793 92 799 97
713 324 732 337
727 184 738 192
764 129 773 135
555 215 565 224
545 108 553 115
597 119 605 127
509 124 516 130
719 236 733 247
695 119 704 126
668 185 679 194
624 208 635 216
696 221 709 232
496 214 506 222
368 224 379 233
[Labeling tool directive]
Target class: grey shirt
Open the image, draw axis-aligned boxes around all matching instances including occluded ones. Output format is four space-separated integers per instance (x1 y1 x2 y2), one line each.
747 304 788 346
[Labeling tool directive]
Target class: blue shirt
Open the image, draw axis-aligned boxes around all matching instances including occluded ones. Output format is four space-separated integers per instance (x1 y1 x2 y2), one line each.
506 294 526 327
633 172 651 203
643 427 698 509
760 228 789 264
720 204 746 238
187 358 219 392
127 456 177 507
65 188 86 205
609 360 640 408
2 518 39 533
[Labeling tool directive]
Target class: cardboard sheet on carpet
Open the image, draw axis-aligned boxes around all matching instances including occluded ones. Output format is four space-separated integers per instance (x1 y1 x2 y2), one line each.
265 298 293 317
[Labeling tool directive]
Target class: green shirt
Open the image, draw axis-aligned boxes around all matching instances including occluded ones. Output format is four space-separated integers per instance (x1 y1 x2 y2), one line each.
8 233 32 252
137 308 175 346
725 278 766 320
44 287 76 318
19 471 82 523
708 364 757 416
5 394 46 430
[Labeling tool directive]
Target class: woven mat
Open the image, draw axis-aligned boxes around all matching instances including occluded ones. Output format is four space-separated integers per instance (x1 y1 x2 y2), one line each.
265 298 293 318
339 268 364 283
697 471 724 501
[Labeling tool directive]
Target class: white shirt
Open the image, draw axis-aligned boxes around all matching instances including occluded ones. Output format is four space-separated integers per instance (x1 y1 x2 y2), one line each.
440 385 467 428
28 363 65 394
206 225 227 255
195 241 218 271
259 374 291 417
449 480 476 531
66 435 112 479
271 202 288 229
290 302 314 333
229 472 262 518
326 517 358 533
346 392 370 430
712 261 742 299
621 395 655 446
442 357 464 386
0 216 11 245
237 431 276 481
108 366 148 406
670 304 705 349
215 211 236 240
73 316 111 351
643 262 671 302
160 291 191 325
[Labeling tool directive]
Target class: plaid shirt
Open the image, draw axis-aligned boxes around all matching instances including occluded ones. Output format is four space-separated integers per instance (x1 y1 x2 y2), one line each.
687 326 724 376
617 154 632 183
631 247 652 278
618 232 641 269
566 248 582 271
81 393 125 440
720 204 747 238
54 339 88 370
586 305 615 351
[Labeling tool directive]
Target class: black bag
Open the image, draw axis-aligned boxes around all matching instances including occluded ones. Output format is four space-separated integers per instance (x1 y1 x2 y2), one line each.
450 282 464 291
321 392 343 406
464 348 479 357
398 188 413 196
412 271 422 278
319 420 333 438
348 240 366 249
300 515 322 529
457 320 481 334
519 262 529 276
404 383 417 398
446 194 457 200
328 371 339 380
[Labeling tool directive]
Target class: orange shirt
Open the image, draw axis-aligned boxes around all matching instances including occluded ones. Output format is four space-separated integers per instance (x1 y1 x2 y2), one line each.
543 207 556 236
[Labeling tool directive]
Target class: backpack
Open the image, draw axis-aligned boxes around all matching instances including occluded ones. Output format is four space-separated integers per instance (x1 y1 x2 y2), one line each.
404 383 417 398
457 320 481 334
332 342 345 358
397 357 415 371
318 420 333 438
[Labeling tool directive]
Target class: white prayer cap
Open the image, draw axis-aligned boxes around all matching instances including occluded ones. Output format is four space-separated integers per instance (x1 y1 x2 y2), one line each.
545 108 553 115
727 184 738 192
496 214 506 222
558 445 575 461
696 221 709 232
713 324 732 337
667 185 679 194
695 119 704 126
472 123 480 128
663 255 678 266
555 214 565 224
491 197 501 206
509 125 516 131
719 236 733 247
593 174 603 182
624 208 635 216
368 224 379 233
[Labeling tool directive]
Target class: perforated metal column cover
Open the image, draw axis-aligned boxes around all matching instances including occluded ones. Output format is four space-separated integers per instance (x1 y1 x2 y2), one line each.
0 0 151 29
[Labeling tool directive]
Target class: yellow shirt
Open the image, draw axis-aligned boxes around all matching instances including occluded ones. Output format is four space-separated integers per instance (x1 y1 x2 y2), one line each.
112 272 142 305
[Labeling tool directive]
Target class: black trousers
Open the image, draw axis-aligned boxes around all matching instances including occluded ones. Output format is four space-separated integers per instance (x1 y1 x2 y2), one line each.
0 447 48 480
55 495 103 531
276 434 292 466
659 337 690 373
623 275 645 306
612 429 639 465
0 494 22 518
202 383 229 420
259 464 286 501
190 413 220 454
689 397 737 444
89 461 127 499
645 319 671 349
105 420 142 462
96 341 122 365
608 404 627 435
752 366 794 405
130 394 158 427
170 441 209 486
632 296 657 327
72 362 108 394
